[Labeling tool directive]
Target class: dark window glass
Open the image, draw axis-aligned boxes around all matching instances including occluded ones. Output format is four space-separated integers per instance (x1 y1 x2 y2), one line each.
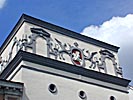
79 90 86 99
48 84 57 93
110 96 116 100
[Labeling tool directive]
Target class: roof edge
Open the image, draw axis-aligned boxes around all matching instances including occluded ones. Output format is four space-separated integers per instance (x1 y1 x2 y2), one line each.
0 13 120 54
0 14 25 54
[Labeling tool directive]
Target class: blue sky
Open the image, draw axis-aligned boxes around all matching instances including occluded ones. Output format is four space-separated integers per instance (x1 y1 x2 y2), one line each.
0 0 133 84
0 0 133 45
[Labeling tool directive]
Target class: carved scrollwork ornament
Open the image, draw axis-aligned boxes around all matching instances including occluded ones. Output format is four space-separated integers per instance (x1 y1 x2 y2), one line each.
0 27 123 77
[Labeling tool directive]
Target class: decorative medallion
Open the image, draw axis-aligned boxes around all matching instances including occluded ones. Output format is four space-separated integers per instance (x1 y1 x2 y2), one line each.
69 42 85 67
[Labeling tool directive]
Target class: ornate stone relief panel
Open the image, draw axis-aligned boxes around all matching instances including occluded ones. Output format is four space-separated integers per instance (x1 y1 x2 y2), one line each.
0 28 122 77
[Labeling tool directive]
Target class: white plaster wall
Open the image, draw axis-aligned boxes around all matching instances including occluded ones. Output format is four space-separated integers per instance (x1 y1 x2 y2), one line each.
0 21 129 100
0 21 121 76
1 23 25 58
5 60 129 100
0 23 29 72
6 61 24 82
20 67 129 100
24 22 120 76
128 88 133 100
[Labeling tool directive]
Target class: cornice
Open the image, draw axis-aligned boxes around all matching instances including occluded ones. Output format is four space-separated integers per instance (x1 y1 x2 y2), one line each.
0 50 130 88
0 14 119 55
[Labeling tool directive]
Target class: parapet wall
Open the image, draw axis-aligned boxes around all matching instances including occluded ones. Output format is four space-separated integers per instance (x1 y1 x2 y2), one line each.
0 14 122 77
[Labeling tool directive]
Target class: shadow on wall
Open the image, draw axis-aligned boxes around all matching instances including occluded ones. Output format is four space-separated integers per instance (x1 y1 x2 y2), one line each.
22 87 30 100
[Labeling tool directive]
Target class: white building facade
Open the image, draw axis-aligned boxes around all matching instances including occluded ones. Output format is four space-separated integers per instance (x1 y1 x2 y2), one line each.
0 14 131 100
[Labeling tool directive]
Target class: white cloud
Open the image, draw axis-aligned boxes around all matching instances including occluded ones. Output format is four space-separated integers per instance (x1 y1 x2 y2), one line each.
0 0 6 9
81 14 133 46
81 14 133 84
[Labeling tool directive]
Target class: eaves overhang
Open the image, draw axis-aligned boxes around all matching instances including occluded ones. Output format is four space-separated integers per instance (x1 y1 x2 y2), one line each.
0 50 130 88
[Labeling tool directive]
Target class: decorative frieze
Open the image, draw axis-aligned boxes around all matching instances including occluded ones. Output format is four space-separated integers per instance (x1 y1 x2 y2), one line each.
0 28 122 77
